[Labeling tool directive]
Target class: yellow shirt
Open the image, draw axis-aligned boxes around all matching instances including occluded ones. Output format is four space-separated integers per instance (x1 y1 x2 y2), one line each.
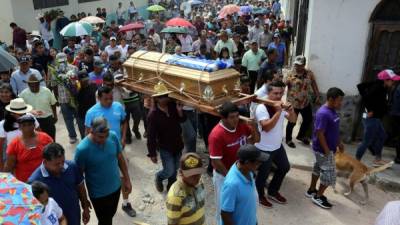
166 178 205 225
19 87 57 118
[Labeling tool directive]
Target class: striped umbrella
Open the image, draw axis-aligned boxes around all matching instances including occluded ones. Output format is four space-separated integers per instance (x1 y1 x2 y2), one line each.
60 22 93 37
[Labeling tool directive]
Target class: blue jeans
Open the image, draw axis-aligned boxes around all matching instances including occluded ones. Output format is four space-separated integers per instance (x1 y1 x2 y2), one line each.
356 117 387 160
156 150 182 184
181 110 197 152
60 103 78 139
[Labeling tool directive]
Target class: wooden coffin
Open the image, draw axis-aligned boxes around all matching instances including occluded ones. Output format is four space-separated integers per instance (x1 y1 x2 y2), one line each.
122 51 248 109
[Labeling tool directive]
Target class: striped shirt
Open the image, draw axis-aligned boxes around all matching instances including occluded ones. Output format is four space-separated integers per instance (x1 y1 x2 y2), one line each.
166 178 205 225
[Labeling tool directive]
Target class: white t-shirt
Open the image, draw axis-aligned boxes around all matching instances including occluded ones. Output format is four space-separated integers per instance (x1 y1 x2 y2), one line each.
104 45 123 57
0 113 40 145
40 198 63 225
254 104 286 151
118 45 129 58
178 35 193 53
250 83 269 118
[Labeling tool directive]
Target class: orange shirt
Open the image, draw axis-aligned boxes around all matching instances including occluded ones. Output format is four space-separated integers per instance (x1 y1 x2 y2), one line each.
6 132 53 182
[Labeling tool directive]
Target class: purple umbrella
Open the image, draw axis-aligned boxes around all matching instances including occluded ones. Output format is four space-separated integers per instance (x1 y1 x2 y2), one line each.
240 5 252 14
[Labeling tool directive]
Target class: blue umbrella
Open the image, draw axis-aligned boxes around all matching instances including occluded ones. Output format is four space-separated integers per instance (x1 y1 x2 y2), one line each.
240 5 252 14
0 48 18 71
190 0 203 5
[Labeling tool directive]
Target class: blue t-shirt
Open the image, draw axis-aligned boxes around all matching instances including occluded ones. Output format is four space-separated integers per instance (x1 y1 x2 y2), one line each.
28 160 84 225
312 105 340 153
221 163 257 225
74 131 122 198
268 42 286 64
84 102 126 140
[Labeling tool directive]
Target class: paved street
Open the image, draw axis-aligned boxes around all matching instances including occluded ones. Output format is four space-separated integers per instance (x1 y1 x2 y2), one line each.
55 112 400 225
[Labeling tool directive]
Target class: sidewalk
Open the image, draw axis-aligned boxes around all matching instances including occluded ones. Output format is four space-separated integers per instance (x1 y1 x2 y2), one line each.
284 140 400 192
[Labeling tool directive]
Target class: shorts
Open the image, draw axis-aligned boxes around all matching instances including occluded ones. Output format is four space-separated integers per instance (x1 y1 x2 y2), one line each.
312 151 336 186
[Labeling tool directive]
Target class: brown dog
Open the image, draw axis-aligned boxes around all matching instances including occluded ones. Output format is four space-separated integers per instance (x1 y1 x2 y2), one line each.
335 147 393 204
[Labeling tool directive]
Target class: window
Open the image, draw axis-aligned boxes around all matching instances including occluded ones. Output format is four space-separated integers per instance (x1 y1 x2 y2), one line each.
33 0 69 10
78 0 100 3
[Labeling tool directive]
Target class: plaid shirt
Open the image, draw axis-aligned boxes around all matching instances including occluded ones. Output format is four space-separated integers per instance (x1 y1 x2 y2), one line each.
57 84 71 104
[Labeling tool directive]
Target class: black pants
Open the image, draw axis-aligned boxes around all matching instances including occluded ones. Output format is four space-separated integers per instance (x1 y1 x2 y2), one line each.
37 116 56 140
125 101 142 140
248 70 259 94
90 187 121 225
143 107 150 133
198 113 220 173
255 145 290 197
285 104 313 142
391 116 400 160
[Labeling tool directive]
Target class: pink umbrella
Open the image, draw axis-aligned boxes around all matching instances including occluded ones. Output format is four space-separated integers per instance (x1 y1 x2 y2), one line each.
218 4 241 18
119 22 145 32
165 18 194 28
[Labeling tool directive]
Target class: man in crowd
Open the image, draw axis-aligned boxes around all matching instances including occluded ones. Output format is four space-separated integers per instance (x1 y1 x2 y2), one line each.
19 74 57 140
254 81 296 208
258 48 278 86
306 87 344 209
285 55 320 148
268 33 286 68
192 30 214 55
79 47 95 73
147 83 186 192
221 144 268 225
233 17 249 41
166 153 205 225
116 2 125 25
209 101 252 225
32 41 52 81
105 37 123 58
75 117 132 224
242 41 266 93
258 23 273 51
10 22 27 50
76 71 97 139
248 18 263 42
54 53 79 144
29 143 91 225
214 31 237 58
11 55 45 95
89 58 106 87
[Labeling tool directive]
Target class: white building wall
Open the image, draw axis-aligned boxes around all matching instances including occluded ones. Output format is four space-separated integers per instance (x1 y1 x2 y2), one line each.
303 0 379 95
0 0 147 44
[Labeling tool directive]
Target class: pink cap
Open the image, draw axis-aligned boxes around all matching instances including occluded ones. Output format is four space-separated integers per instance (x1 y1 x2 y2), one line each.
377 69 400 81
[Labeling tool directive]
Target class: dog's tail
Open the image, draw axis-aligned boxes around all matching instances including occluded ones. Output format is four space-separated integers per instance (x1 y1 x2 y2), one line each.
367 161 394 175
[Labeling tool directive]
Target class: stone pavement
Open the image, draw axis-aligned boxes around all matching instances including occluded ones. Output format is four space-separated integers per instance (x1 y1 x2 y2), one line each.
284 140 400 192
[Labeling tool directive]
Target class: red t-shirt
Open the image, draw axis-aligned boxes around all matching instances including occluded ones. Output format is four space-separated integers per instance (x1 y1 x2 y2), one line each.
6 132 53 182
209 122 251 170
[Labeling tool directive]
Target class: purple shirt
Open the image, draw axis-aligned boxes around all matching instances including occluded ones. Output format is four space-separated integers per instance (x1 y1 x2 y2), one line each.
312 105 340 153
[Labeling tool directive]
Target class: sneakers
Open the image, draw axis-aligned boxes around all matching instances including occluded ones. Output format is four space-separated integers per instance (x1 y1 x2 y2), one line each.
69 138 78 144
286 140 296 148
305 189 318 198
154 176 163 193
372 159 390 167
259 196 273 208
268 192 287 204
312 195 332 209
122 203 137 217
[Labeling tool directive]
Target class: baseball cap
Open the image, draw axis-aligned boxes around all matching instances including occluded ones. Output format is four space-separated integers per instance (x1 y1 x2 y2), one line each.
17 114 36 124
180 153 205 177
377 69 400 81
237 144 269 162
273 33 280 38
293 55 306 66
110 36 117 41
19 55 31 63
93 58 105 68
77 70 89 80
251 40 258 45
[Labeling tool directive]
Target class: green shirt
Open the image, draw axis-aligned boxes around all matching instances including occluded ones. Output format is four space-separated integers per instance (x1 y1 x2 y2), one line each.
19 87 57 118
241 49 266 71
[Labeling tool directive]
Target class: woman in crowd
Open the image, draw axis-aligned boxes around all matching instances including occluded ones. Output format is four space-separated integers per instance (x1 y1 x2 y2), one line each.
3 114 52 182
218 47 234 68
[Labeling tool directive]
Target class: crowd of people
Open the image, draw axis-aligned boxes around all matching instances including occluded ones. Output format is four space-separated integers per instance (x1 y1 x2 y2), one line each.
1 0 400 225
